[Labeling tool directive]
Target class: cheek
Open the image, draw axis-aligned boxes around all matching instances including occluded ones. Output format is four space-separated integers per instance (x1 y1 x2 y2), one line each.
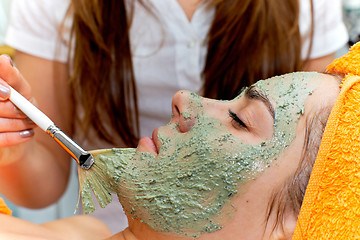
117 117 286 235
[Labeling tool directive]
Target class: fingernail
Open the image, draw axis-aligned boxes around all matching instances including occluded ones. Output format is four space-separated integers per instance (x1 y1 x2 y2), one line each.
3 54 13 67
12 105 23 115
19 129 34 138
26 118 34 125
0 84 10 99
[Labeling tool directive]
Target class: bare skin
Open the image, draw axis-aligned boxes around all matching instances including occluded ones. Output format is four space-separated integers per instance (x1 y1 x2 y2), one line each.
0 214 111 240
303 53 336 72
0 53 70 208
177 0 203 21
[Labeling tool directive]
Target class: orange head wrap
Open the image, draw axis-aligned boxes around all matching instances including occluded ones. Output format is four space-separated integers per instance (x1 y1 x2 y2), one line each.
293 42 360 239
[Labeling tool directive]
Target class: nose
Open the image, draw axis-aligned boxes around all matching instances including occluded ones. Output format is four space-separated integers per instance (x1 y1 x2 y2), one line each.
171 90 196 133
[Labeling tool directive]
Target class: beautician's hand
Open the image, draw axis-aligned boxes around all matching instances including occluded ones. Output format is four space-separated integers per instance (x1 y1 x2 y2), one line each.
0 54 36 157
0 52 71 208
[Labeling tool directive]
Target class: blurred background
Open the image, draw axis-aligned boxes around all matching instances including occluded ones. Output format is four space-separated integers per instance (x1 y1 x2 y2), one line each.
343 0 360 46
0 0 12 56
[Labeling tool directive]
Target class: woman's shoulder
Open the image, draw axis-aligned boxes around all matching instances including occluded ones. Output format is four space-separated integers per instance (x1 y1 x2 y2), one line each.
299 0 343 18
5 0 71 61
10 0 70 26
298 0 348 59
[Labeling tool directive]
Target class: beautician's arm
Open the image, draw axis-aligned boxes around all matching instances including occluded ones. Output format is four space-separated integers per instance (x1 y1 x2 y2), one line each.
303 53 336 72
0 51 71 208
0 214 111 240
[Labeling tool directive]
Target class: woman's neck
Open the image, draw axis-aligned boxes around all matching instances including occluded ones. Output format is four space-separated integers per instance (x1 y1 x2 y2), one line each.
177 0 204 21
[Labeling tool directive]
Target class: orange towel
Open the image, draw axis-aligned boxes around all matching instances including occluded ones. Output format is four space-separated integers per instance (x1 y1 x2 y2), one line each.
0 197 12 216
327 42 360 77
292 43 360 239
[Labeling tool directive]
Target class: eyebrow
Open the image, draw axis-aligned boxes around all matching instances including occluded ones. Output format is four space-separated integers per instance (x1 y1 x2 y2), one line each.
245 86 275 121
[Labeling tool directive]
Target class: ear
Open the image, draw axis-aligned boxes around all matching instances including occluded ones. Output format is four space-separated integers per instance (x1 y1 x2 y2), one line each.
270 214 297 240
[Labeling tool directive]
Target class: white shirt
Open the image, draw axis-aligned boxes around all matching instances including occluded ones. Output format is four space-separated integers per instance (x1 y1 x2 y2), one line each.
0 0 11 44
5 0 349 234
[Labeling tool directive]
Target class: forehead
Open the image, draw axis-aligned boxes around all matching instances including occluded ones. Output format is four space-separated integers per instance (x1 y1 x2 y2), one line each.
251 72 340 114
253 72 321 98
250 72 321 116
239 72 321 151
301 73 340 114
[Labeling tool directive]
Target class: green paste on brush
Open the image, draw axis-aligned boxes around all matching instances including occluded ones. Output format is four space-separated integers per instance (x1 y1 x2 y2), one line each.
79 72 321 237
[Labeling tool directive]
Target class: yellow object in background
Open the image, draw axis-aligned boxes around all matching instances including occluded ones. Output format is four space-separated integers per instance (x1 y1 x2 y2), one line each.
0 45 14 58
0 197 12 216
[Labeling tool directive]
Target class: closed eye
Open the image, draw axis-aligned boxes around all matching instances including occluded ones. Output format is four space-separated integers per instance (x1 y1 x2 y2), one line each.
229 110 246 128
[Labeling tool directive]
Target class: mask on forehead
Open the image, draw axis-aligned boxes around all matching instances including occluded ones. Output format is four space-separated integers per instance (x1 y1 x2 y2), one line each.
253 72 320 143
98 72 321 237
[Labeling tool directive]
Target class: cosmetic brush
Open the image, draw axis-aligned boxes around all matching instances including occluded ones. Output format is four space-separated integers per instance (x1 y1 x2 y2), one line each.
8 86 131 214
8 86 94 169
9 86 125 212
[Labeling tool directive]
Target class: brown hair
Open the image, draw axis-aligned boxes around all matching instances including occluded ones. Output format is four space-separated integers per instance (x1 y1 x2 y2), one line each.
204 0 311 100
68 0 139 147
67 0 313 146
265 104 334 236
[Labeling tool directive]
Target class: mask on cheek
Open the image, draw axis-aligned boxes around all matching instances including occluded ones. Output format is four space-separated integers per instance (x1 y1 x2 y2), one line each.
90 72 321 238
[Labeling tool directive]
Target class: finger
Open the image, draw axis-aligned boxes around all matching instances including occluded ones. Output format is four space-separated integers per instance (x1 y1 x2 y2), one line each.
0 118 36 132
0 129 34 148
0 101 28 118
0 80 10 100
0 55 32 99
0 77 38 119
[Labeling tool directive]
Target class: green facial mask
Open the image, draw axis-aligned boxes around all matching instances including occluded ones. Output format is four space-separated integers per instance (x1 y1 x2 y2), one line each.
80 72 321 238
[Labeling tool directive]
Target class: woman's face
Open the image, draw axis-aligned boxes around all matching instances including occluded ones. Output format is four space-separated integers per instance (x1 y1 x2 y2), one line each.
117 72 339 239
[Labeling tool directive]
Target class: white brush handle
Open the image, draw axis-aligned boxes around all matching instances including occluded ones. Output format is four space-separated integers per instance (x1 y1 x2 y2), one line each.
8 86 94 169
8 86 54 132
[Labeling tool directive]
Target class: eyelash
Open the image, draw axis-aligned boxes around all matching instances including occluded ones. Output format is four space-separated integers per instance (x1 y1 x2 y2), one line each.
228 110 247 128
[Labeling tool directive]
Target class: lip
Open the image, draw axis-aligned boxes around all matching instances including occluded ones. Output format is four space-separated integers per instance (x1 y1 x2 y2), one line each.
136 128 161 157
137 136 158 156
152 127 162 151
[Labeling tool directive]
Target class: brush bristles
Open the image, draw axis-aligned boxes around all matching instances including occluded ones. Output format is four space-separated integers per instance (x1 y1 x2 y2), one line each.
77 148 136 214
78 159 113 214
